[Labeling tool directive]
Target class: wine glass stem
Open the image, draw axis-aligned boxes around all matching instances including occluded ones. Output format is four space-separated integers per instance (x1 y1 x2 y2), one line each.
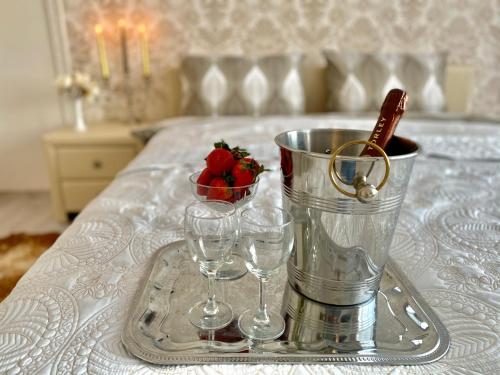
256 277 270 325
203 270 219 316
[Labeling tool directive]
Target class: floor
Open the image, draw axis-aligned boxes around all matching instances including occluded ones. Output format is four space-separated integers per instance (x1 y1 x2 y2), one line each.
0 192 67 238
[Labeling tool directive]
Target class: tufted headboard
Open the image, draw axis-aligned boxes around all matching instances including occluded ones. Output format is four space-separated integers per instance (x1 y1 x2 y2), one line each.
159 55 473 118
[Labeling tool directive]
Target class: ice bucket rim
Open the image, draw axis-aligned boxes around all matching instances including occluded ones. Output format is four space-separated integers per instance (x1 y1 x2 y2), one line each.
274 128 420 161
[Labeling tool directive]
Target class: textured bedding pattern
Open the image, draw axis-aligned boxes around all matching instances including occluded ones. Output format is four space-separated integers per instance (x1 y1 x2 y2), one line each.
1 115 499 374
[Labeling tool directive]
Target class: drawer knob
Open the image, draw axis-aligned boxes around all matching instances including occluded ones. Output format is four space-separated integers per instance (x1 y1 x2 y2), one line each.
93 160 103 169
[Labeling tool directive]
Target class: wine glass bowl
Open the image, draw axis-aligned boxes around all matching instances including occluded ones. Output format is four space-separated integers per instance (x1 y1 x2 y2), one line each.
184 200 238 330
240 231 293 279
238 206 294 341
189 171 260 280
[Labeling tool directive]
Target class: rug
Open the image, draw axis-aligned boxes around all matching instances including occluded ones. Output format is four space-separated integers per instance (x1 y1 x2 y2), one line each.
0 232 60 302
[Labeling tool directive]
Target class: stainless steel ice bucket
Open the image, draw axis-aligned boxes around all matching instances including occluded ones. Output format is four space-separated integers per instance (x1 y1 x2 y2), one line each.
275 129 419 305
281 283 377 349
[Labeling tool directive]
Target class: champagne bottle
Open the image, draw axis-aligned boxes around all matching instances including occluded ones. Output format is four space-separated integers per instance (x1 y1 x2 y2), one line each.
348 89 408 202
361 88 408 157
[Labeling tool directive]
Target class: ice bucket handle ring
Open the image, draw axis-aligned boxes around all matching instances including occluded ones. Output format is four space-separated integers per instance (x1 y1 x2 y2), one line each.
328 140 391 203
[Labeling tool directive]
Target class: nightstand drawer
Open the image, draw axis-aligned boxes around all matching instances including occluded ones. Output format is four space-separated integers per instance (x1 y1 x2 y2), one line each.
58 147 136 178
62 180 111 211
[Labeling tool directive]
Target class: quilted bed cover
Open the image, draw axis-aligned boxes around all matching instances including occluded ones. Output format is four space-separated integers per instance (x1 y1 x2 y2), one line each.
1 114 499 374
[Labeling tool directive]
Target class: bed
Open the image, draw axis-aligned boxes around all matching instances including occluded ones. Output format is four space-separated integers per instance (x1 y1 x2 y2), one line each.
1 114 499 374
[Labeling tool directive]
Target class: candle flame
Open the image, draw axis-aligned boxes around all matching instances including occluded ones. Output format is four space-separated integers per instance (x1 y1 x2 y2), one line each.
138 24 146 34
94 24 103 34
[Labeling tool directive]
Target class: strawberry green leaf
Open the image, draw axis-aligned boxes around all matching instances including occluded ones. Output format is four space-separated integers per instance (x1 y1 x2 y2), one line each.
256 164 270 175
214 140 231 150
231 146 250 159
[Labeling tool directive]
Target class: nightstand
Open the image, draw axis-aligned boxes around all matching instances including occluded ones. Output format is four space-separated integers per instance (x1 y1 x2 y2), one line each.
43 124 144 222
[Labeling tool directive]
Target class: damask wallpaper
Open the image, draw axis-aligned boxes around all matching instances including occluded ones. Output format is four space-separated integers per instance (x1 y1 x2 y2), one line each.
63 0 500 122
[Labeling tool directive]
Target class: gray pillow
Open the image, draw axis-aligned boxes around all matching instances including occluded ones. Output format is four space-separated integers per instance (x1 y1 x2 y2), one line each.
324 51 372 112
181 54 305 116
324 50 447 113
181 56 220 116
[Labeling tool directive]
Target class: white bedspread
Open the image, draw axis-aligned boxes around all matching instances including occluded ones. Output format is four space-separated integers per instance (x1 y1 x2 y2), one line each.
1 115 499 374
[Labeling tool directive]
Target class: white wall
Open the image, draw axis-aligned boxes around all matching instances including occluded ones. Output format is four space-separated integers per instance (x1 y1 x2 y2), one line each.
0 0 63 190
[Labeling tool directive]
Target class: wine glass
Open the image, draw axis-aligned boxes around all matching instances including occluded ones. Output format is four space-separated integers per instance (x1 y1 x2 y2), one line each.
189 171 260 280
238 205 294 340
184 200 238 330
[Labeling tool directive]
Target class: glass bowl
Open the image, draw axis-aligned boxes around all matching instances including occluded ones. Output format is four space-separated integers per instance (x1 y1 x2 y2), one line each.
188 171 260 208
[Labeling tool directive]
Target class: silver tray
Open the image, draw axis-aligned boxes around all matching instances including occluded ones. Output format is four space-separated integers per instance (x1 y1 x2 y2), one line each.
122 240 450 365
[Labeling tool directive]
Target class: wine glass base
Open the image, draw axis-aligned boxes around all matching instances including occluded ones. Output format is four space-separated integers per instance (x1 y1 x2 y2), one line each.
238 309 285 341
189 300 233 330
201 254 248 281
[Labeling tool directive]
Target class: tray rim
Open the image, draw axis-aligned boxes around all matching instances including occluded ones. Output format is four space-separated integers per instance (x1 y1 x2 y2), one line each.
122 240 450 366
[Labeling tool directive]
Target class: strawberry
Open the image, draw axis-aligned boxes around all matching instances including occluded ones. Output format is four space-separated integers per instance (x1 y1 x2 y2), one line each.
196 168 214 196
206 143 236 176
231 158 267 204
232 160 255 187
207 177 233 202
243 157 267 176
